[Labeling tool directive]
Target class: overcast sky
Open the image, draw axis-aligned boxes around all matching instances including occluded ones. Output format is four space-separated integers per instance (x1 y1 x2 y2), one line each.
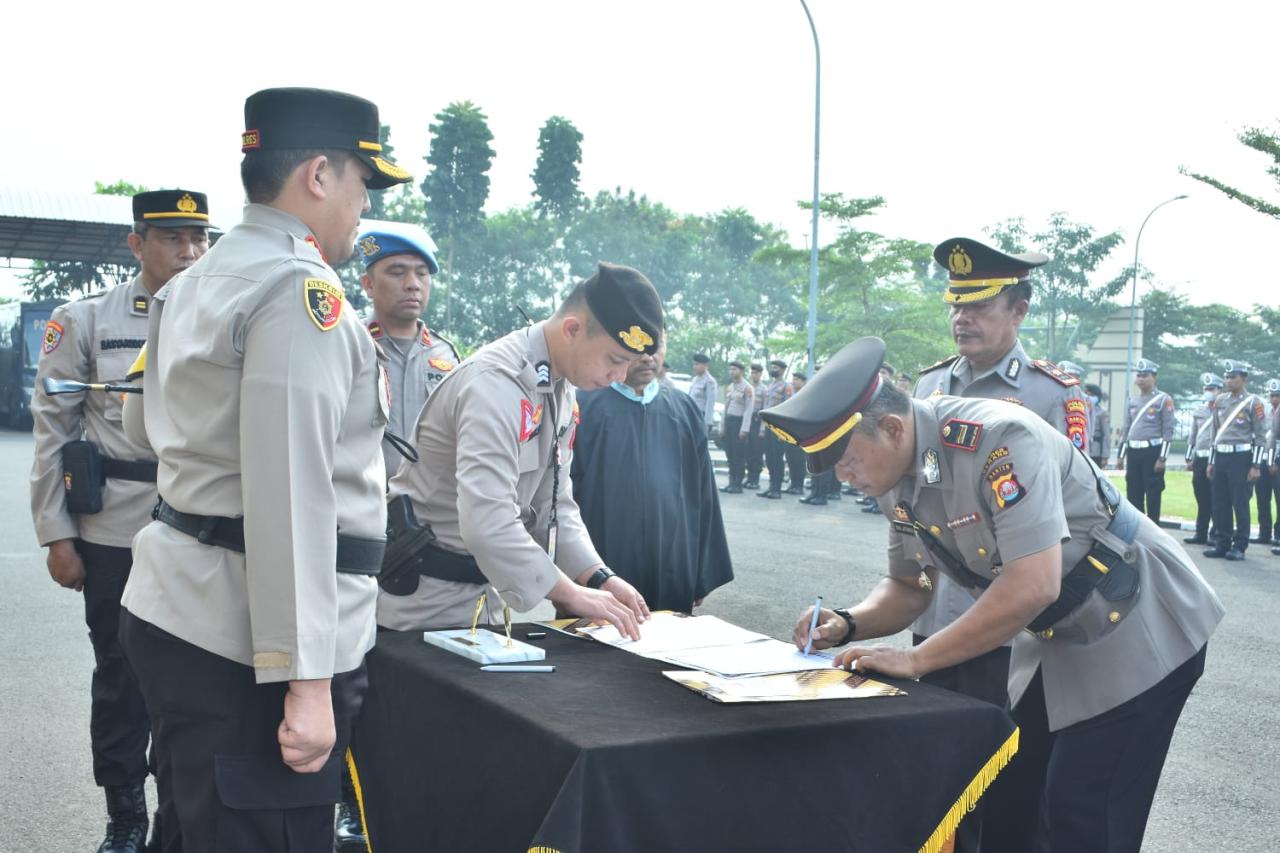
3 0 1276 312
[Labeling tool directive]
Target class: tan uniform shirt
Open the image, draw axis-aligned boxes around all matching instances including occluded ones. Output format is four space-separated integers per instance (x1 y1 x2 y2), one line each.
1122 390 1176 445
122 204 384 684
878 397 1223 730
367 318 459 480
378 321 600 630
30 278 156 548
723 379 752 419
1187 402 1215 460
1209 391 1267 456
910 340 1089 637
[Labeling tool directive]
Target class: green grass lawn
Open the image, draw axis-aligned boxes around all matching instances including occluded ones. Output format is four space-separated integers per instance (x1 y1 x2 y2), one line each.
1104 468 1267 527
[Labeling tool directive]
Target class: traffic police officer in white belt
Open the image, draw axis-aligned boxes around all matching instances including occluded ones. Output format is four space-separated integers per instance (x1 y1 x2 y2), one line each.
356 224 460 479
376 261 660 638
1203 359 1267 560
1184 372 1224 546
30 189 212 853
1117 358 1175 523
118 87 413 853
774 337 1223 853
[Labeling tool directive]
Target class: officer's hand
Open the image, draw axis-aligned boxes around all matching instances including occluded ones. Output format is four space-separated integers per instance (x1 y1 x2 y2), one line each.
46 540 86 592
555 582 642 641
791 606 846 652
1248 465 1261 483
833 645 919 679
1153 458 1166 473
1207 464 1215 479
279 679 335 774
601 575 651 623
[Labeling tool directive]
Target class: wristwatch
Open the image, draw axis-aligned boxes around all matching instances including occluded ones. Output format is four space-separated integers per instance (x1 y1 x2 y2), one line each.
832 608 857 645
586 567 616 589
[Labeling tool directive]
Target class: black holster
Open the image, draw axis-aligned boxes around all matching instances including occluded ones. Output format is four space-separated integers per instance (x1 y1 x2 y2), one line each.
378 494 487 595
62 440 105 514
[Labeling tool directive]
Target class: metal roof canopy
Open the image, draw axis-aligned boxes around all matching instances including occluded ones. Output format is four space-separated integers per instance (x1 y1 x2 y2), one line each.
0 188 138 267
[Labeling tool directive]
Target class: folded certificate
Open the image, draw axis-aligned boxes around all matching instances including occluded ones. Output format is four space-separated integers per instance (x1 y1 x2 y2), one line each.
663 668 906 704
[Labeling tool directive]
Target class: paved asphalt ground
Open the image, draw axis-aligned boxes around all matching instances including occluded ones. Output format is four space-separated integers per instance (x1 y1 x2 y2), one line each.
2 427 1277 851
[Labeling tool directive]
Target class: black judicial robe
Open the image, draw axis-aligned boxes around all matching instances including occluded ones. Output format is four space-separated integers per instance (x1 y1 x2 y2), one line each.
571 384 734 612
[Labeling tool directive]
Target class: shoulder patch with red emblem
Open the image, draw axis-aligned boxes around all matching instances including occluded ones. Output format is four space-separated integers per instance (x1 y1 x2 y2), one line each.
1064 398 1088 449
1031 359 1080 387
428 357 454 372
304 279 343 331
918 354 959 376
518 399 544 443
940 418 982 451
43 321 64 355
991 469 1026 509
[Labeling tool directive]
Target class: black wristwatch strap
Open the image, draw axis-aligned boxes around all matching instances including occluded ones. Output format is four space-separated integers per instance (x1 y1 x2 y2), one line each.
586 567 616 589
832 608 856 645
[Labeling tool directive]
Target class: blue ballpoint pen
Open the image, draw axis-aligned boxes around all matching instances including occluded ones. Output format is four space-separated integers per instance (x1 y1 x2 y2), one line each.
803 595 823 656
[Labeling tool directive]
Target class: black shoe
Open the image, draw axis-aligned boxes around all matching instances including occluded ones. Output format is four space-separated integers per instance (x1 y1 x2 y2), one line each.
1225 549 1246 561
335 800 367 852
743 481 759 490
1272 546 1280 556
757 490 781 500
1202 548 1227 558
826 492 842 501
799 495 827 506
842 486 860 496
99 784 148 853
855 496 872 506
1183 536 1208 545
785 486 806 495
719 485 743 494
861 503 883 514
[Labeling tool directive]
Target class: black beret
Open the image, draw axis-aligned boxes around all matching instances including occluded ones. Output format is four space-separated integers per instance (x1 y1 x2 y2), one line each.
132 189 212 229
581 262 664 356
692 353 710 364
241 87 412 191
729 360 744 370
761 337 887 474
792 371 807 381
769 359 786 369
934 237 1047 305
750 363 763 371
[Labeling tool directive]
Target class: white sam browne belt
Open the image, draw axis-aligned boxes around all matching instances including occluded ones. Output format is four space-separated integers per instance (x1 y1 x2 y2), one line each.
1214 443 1253 453
1125 439 1159 449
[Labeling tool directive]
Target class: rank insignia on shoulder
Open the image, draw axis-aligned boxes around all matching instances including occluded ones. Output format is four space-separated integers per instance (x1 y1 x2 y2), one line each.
1005 358 1021 381
133 297 149 314
535 360 551 387
940 418 982 451
428 357 454 372
1031 359 1080 387
991 470 1027 509
366 321 384 340
43 321 64 354
304 279 343 331
918 354 959 375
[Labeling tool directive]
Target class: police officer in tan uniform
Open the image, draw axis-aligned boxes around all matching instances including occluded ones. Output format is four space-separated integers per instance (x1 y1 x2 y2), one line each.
1118 358 1175 522
29 189 211 853
1184 373 1224 545
356 225 460 479
117 87 412 853
1252 378 1280 547
376 262 660 636
1204 360 1268 560
770 337 1222 853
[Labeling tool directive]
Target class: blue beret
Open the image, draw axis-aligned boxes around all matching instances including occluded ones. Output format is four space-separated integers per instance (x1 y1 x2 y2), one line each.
357 228 439 274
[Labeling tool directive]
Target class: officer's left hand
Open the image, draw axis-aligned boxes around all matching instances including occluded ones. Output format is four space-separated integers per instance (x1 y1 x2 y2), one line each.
1248 465 1261 483
279 679 336 774
602 575 651 623
832 645 919 679
1153 458 1166 473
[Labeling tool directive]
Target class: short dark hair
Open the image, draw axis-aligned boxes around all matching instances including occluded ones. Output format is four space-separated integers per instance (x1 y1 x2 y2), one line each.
852 380 912 436
750 363 763 371
1001 280 1033 307
554 282 603 336
132 222 151 237
240 148 353 204
729 360 744 370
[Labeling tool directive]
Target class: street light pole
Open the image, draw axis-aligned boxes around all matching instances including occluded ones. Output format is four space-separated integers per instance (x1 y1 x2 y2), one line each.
1122 194 1188 402
800 0 820 379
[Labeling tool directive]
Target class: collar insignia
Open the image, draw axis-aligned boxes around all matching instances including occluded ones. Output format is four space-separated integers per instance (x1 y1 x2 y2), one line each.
1006 358 1021 381
133 297 148 314
366 321 384 339
922 448 941 484
535 360 552 387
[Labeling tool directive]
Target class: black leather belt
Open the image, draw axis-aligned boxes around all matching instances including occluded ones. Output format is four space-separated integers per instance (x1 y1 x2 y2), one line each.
103 457 157 483
153 499 385 575
413 541 487 585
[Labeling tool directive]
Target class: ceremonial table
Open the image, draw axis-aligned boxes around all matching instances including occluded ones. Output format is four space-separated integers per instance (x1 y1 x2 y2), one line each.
351 628 1016 853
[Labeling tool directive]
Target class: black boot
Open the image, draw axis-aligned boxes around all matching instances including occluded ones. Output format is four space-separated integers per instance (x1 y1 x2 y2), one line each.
335 799 368 852
98 784 148 853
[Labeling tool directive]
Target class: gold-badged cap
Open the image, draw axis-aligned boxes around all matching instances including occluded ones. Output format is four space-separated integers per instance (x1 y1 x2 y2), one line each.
934 237 1048 305
241 87 412 190
760 337 887 474
582 262 664 356
132 189 213 229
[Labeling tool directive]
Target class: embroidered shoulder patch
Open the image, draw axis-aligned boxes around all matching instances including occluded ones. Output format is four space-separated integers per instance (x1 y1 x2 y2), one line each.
1031 359 1080 387
991 470 1026 509
42 321 65 354
518 399 545 443
428 358 454 373
1065 399 1088 449
940 418 982 451
304 279 343 331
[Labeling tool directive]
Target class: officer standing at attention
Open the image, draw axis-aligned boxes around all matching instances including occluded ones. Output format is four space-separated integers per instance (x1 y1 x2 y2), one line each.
688 353 718 440
1084 382 1111 468
756 359 794 499
719 360 753 493
29 189 212 853
1204 360 1267 560
1269 379 1280 555
1118 358 1175 523
743 363 766 490
375 262 658 635
1184 373 1224 545
356 225 460 478
771 336 1222 853
117 88 412 853
1251 378 1280 547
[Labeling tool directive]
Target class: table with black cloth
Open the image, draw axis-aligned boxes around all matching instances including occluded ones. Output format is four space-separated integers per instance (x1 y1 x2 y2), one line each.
351 627 1017 853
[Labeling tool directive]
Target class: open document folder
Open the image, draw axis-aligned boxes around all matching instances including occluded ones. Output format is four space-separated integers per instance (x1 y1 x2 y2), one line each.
664 667 906 704
571 611 840 678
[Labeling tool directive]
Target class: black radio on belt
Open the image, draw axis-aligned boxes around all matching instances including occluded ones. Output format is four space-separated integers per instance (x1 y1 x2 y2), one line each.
61 441 158 514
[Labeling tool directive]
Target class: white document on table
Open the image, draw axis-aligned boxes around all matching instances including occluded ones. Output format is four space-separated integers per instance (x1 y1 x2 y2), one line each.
656 638 835 679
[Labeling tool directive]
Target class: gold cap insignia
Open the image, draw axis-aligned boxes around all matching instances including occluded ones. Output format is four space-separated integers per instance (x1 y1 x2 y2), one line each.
359 236 380 257
948 245 973 276
371 156 411 181
618 325 654 353
176 193 198 214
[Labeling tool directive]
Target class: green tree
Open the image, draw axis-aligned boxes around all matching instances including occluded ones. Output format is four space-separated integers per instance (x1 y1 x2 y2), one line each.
366 124 396 221
22 180 145 300
531 116 584 221
1181 126 1280 219
984 213 1127 361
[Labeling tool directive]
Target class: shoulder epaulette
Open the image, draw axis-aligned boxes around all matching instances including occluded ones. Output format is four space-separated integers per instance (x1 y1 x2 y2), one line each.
431 329 461 360
918 354 959 376
1031 359 1080 387
365 320 384 340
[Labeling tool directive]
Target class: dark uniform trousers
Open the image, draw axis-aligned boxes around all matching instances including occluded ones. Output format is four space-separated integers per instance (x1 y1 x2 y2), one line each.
1253 463 1275 542
763 430 787 492
982 644 1206 853
78 540 151 787
1124 446 1164 522
1211 450 1254 552
119 611 367 853
746 413 764 485
723 413 745 488
1190 457 1214 540
785 443 807 490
